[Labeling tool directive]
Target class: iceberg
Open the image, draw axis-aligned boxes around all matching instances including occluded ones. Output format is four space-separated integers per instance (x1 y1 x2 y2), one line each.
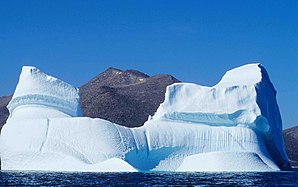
0 64 290 172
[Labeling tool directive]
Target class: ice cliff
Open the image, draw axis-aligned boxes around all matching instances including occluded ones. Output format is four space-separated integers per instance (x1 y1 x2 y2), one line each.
0 64 290 172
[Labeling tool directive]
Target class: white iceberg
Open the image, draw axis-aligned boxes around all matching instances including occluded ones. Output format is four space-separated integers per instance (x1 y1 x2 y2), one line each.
0 64 290 172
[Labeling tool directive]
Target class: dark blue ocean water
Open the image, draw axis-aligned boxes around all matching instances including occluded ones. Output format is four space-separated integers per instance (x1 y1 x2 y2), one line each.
0 171 298 186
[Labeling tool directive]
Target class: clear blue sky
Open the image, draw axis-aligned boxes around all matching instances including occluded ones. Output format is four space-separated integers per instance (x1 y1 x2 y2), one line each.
0 0 297 128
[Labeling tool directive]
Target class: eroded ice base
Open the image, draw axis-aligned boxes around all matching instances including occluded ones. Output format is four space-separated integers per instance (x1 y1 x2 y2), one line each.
1 116 279 172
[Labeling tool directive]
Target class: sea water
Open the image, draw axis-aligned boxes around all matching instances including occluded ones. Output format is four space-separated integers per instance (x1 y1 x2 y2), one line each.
0 171 298 186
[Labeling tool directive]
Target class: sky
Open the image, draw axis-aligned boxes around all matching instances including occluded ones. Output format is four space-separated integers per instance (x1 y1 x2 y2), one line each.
0 0 297 128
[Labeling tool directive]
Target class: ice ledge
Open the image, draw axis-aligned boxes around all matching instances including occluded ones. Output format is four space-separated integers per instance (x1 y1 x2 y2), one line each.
7 94 81 117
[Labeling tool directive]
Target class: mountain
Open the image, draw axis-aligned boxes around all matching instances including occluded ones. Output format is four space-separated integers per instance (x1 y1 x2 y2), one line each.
79 67 179 127
0 67 179 129
0 95 12 129
283 126 298 167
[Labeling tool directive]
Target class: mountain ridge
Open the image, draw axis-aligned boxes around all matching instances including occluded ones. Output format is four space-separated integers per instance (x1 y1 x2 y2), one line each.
79 67 179 127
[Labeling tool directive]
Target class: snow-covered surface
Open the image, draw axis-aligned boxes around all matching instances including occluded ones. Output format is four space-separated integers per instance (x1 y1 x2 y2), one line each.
216 63 263 87
0 64 290 172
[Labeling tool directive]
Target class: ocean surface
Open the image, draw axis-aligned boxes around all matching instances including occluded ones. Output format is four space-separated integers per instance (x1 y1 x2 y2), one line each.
0 171 298 186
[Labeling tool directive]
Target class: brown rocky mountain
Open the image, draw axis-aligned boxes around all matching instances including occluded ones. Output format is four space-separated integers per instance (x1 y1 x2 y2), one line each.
283 126 298 168
79 67 180 127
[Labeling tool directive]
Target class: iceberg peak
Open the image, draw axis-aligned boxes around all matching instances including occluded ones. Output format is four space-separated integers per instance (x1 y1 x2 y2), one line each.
7 66 81 118
216 63 260 86
215 63 276 93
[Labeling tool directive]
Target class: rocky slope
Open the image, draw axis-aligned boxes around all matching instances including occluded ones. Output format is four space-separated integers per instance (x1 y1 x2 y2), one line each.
79 67 179 127
283 126 298 167
0 95 12 129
